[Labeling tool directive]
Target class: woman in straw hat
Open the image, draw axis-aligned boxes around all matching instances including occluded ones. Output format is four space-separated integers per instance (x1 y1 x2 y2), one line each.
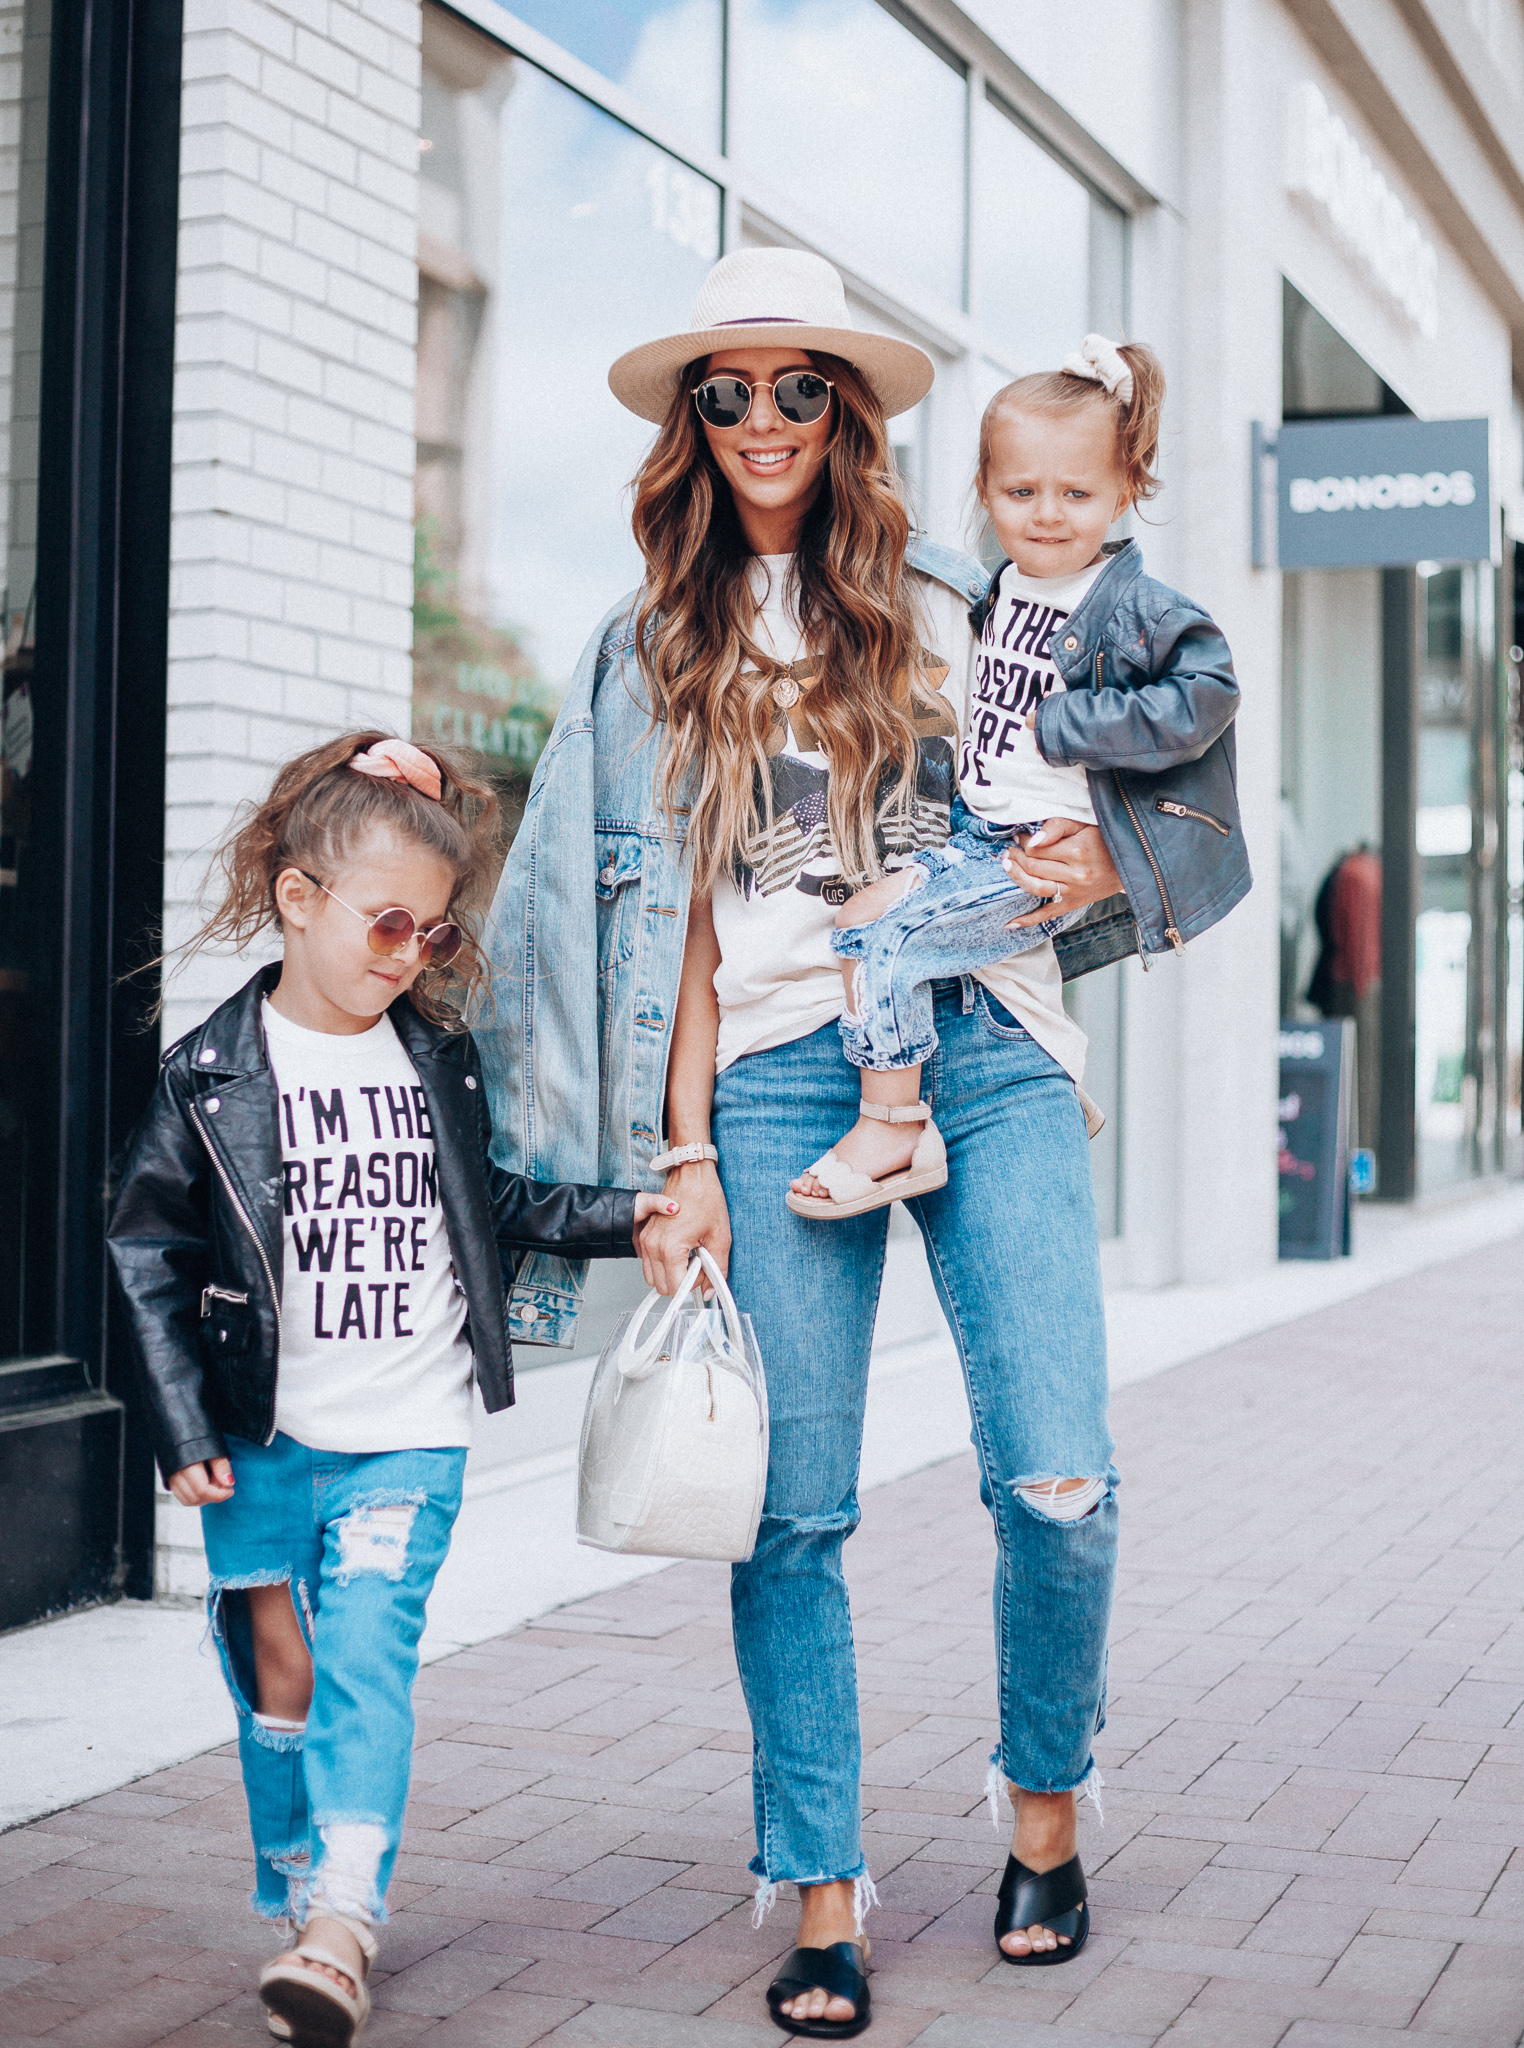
480 248 1121 2034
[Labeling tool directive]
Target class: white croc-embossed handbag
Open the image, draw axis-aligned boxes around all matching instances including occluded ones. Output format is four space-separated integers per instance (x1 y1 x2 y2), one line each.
576 1248 768 1562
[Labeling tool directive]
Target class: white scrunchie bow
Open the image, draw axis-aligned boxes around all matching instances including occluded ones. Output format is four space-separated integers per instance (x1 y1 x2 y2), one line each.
1060 333 1133 406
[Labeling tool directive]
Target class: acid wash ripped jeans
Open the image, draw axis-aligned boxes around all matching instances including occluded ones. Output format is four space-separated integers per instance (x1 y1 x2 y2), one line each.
201 1432 465 1925
832 796 1083 1071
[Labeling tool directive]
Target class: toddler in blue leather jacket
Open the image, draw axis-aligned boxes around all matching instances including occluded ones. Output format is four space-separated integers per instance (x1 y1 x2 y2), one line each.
788 336 1248 1219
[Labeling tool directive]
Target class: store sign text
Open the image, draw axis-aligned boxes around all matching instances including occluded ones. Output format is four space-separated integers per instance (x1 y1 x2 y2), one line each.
1285 82 1439 338
1275 415 1490 569
1287 469 1475 514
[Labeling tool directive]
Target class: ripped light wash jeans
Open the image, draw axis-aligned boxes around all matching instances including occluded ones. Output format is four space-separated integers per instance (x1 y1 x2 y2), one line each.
201 1432 465 1925
714 985 1116 1897
832 798 1081 1071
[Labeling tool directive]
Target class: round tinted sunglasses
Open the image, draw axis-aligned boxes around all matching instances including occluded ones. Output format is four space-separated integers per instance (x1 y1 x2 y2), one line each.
300 872 464 967
692 370 835 430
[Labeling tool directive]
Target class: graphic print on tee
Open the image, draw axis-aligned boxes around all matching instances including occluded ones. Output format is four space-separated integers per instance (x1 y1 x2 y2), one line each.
279 1079 440 1346
962 593 1073 795
732 685 959 901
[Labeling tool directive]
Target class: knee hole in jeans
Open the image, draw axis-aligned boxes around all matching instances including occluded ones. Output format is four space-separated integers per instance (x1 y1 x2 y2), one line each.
1014 1476 1107 1523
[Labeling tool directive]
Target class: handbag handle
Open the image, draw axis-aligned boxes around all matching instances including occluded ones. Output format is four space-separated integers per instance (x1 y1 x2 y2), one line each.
690 1246 747 1356
618 1247 745 1381
618 1260 704 1377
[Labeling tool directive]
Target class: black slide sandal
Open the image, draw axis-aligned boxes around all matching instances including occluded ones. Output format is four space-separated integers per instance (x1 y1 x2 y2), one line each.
994 1852 1089 1966
766 1943 871 2038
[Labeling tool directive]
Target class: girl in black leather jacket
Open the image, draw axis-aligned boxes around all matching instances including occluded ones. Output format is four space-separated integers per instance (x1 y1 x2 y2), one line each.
108 733 674 2047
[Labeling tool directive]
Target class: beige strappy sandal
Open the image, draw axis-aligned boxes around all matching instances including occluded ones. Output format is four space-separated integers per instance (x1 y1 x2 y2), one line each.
259 1913 376 2048
787 1100 947 1220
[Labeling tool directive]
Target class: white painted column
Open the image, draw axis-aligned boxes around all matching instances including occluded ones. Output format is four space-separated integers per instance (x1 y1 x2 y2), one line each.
1171 0 1282 1285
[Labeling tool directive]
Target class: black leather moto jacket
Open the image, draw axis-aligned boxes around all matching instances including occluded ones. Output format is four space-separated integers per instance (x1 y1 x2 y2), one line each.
107 966 638 1481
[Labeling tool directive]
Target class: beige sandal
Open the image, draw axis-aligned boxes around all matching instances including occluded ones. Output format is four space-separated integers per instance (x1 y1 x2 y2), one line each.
787 1101 947 1220
259 1913 376 2048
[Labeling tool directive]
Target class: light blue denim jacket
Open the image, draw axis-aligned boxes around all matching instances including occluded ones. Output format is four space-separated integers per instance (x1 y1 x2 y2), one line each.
475 535 988 1349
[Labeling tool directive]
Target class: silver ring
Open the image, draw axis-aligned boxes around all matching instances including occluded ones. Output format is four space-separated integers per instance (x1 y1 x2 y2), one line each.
1051 886 1063 906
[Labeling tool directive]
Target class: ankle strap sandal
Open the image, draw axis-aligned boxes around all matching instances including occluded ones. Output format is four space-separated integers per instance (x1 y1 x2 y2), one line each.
259 1912 378 2047
786 1102 948 1222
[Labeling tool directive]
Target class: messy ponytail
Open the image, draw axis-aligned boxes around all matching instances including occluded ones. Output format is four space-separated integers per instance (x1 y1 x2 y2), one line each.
171 731 501 1027
977 340 1167 509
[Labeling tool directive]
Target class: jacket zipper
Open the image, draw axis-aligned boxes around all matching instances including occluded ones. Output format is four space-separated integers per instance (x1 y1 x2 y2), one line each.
190 1099 281 1445
1097 649 1185 955
1155 797 1230 837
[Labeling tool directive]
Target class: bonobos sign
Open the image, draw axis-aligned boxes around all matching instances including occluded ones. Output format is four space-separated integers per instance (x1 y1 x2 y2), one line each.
1277 415 1490 569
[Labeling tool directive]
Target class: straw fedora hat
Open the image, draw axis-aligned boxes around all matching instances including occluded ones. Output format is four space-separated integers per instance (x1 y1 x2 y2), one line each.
608 248 935 424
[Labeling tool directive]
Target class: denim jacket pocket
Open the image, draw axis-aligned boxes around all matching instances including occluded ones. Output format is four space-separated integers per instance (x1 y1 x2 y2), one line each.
594 831 643 974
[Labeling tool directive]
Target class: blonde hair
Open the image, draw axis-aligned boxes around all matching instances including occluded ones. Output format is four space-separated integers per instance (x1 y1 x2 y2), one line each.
629 353 927 893
977 340 1167 510
177 731 501 1027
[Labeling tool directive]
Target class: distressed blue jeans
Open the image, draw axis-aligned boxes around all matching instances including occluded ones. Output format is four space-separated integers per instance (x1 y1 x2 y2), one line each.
201 1433 465 1924
832 799 1080 1071
714 985 1116 1891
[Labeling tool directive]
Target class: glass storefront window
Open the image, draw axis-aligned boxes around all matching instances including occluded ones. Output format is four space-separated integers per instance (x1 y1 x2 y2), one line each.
1283 282 1387 416
1415 562 1488 1192
730 0 967 308
0 0 50 1359
979 95 1124 371
1280 569 1383 1152
495 0 724 151
417 4 720 823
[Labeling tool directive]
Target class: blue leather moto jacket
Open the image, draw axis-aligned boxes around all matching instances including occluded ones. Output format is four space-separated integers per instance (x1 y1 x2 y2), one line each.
973 537 1251 975
478 534 1248 1349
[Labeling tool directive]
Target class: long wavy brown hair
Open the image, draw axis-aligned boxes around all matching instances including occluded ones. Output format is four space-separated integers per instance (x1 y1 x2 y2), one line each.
170 731 501 1027
630 351 925 892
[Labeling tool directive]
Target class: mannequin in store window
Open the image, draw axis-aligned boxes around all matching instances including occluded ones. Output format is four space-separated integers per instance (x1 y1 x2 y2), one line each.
1307 845 1382 1148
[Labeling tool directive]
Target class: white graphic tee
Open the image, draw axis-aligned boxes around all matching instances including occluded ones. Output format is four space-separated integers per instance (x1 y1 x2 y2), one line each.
708 556 1087 1081
956 558 1103 830
262 1000 473 1452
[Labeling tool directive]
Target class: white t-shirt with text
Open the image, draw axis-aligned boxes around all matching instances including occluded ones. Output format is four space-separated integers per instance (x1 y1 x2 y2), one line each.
262 999 474 1453
958 558 1102 829
708 555 1087 1080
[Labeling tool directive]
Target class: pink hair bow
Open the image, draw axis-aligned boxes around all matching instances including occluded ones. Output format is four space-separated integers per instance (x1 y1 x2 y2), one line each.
1060 333 1134 407
349 738 443 801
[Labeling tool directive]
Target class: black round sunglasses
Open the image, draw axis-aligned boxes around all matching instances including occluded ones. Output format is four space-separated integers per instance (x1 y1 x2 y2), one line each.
692 370 835 430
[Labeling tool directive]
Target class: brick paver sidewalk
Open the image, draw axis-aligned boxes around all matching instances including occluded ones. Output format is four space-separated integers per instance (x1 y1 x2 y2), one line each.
6 1233 1524 2047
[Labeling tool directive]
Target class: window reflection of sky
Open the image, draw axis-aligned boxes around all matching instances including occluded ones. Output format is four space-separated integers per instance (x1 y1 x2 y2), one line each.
731 0 966 308
979 107 1090 374
498 0 722 150
492 67 719 686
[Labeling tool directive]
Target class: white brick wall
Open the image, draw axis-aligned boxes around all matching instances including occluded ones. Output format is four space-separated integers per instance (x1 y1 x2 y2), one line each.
163 0 421 1048
156 0 422 1601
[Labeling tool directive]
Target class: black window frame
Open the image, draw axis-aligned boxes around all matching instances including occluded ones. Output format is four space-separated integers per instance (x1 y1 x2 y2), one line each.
1 0 183 1630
